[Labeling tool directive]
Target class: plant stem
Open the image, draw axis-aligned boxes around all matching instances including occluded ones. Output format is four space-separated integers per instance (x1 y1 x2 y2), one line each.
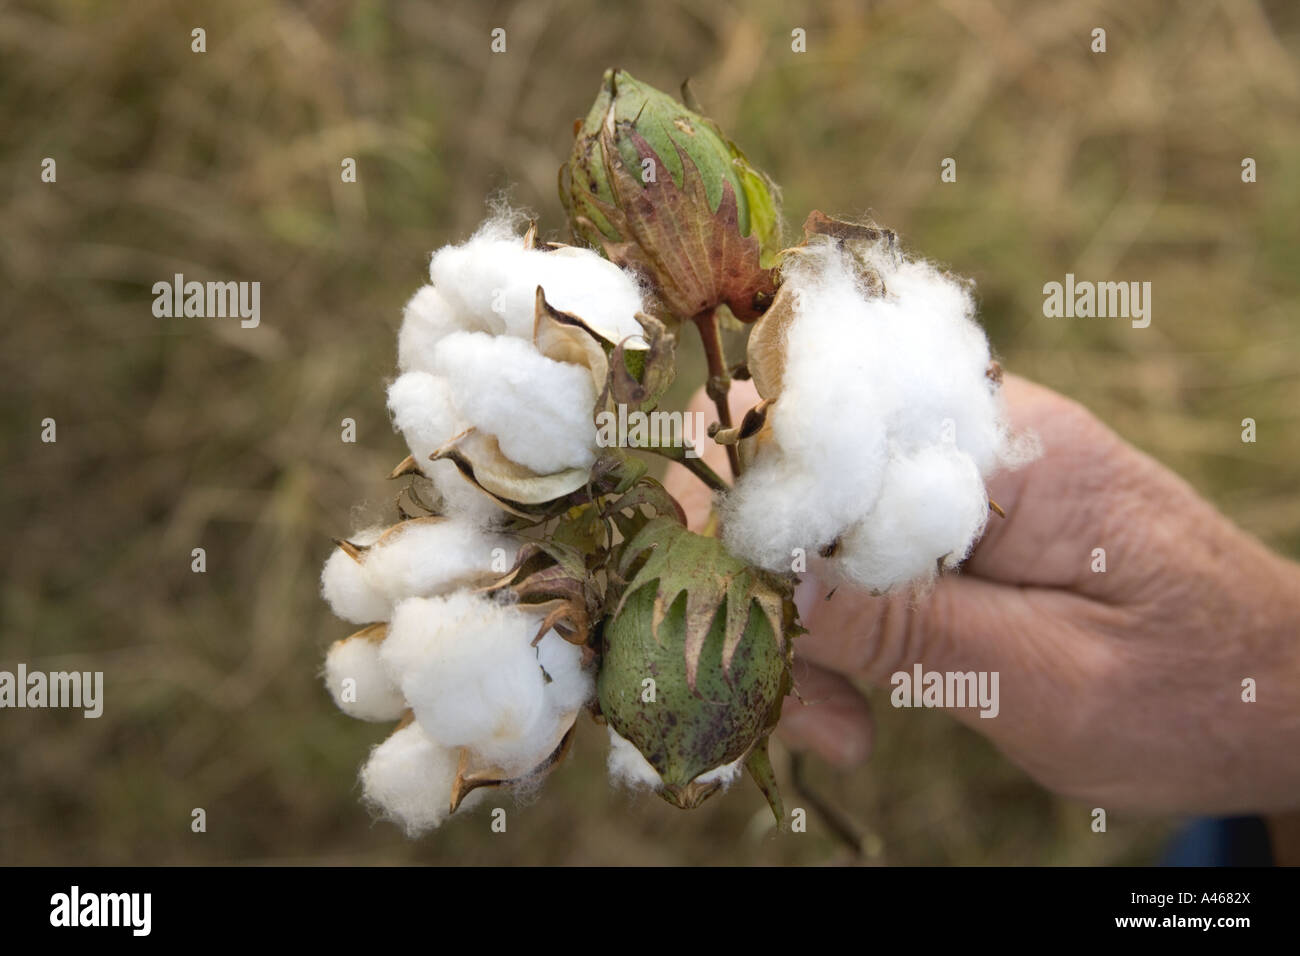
643 442 729 493
692 307 742 479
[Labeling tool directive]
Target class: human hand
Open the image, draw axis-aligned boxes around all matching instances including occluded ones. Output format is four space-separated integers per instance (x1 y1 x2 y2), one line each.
665 373 1300 814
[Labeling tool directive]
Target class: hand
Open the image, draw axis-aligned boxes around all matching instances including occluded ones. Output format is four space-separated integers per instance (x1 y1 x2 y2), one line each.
665 373 1300 815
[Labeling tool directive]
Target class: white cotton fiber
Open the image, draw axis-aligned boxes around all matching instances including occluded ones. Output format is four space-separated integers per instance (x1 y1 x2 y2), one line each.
397 285 468 374
535 629 593 717
518 246 647 344
429 217 647 343
320 517 512 624
323 632 407 722
838 444 989 593
320 526 388 624
719 461 842 570
695 754 746 790
359 722 458 836
606 726 663 790
435 332 599 474
381 593 591 776
361 517 514 604
724 236 1028 592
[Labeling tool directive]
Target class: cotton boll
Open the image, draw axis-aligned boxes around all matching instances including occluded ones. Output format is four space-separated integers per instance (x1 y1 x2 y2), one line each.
359 722 458 836
606 726 663 790
837 444 989 593
361 518 515 605
381 593 549 773
725 233 1026 593
320 526 388 624
435 332 599 474
397 285 468 374
323 631 407 721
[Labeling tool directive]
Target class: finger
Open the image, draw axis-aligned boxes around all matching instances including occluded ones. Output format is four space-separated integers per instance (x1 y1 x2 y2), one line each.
777 658 873 767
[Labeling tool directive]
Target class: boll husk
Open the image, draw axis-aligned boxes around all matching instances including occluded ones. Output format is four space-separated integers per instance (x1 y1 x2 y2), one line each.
598 517 796 820
561 69 782 323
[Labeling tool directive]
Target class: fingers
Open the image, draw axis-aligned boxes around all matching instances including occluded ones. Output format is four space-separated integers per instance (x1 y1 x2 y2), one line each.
778 658 873 767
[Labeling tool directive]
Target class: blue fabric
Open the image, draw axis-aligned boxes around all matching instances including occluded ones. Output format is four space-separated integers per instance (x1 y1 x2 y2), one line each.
1161 816 1274 866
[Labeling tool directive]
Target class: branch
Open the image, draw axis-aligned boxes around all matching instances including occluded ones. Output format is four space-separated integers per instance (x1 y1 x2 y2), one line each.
691 307 742 479
642 442 729 493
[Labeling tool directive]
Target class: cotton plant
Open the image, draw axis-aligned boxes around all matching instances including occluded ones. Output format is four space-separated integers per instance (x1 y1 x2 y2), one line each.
321 69 1031 836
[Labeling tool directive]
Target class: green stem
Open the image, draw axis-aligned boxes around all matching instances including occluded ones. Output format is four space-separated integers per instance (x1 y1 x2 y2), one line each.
692 307 742 479
643 442 729 493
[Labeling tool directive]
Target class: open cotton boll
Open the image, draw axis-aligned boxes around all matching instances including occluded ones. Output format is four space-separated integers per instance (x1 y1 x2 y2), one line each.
361 517 515 606
606 726 663 790
837 444 990 593
397 285 474 374
386 370 500 522
382 593 593 777
435 332 599 474
726 233 1027 593
323 631 407 722
320 526 389 624
359 722 459 836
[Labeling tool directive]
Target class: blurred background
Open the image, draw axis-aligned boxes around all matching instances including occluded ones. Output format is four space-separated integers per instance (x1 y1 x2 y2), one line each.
1 0 1297 865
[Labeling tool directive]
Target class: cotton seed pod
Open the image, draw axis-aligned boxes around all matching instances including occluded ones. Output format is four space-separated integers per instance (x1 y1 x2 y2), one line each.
598 518 796 816
561 68 782 323
427 287 657 512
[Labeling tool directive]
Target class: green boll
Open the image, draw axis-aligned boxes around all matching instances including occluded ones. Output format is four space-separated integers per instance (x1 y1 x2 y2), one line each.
598 519 795 814
560 69 782 324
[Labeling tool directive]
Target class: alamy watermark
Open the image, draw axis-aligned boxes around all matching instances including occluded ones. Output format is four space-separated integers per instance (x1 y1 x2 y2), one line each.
152 273 260 328
50 886 150 936
0 664 103 718
1042 273 1151 329
891 663 999 718
595 404 710 458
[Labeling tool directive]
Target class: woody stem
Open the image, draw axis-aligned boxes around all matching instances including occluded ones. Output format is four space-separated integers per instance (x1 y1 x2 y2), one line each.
643 443 729 493
692 307 742 479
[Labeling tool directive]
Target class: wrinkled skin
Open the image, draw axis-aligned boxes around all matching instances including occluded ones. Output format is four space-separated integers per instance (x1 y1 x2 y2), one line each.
667 374 1300 818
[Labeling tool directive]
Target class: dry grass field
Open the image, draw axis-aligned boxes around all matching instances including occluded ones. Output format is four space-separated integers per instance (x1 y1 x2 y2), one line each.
1 0 1297 864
